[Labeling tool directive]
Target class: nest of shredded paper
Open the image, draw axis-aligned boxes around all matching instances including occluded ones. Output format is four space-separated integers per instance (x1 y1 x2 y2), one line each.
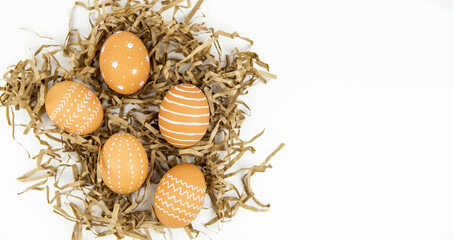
0 0 283 239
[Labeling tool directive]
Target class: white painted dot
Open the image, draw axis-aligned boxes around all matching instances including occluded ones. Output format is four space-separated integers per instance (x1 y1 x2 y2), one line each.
63 114 66 117
88 107 91 111
70 103 73 106
130 181 133 184
132 69 137 75
139 81 144 86
112 61 118 68
118 85 124 90
145 55 149 62
101 73 105 79
107 171 110 174
130 166 133 169
82 116 86 119
127 43 134 48
128 56 131 59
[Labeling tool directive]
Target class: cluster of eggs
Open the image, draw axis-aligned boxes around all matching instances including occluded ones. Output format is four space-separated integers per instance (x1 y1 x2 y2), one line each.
44 31 209 228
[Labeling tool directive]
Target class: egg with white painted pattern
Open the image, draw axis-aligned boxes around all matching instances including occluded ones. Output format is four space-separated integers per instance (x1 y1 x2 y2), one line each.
45 81 103 135
100 132 148 194
99 31 150 94
158 84 210 148
153 163 206 228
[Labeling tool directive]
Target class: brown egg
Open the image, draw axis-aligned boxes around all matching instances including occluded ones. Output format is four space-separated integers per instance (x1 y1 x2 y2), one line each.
99 31 150 94
45 81 103 135
158 84 210 148
153 163 206 228
100 133 148 194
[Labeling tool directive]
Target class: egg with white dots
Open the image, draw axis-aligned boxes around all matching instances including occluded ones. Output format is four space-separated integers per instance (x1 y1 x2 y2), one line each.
99 31 150 95
100 132 148 194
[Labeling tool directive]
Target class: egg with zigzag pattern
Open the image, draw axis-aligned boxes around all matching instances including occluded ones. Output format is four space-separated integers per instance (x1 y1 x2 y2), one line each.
153 163 206 228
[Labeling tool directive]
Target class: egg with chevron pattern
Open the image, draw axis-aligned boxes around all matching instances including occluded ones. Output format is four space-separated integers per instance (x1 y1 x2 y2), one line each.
158 83 210 148
153 163 206 228
45 81 103 135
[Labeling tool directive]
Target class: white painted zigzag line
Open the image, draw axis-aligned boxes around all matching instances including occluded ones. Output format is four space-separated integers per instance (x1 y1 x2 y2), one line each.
155 195 198 217
157 189 203 210
160 181 205 202
154 203 191 223
165 173 206 192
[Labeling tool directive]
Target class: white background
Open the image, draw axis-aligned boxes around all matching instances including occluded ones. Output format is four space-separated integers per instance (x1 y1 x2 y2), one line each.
1 0 453 239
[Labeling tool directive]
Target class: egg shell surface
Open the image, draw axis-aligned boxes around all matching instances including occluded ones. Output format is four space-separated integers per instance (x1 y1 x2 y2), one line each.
45 81 103 135
153 163 206 228
100 132 148 194
158 84 210 148
99 31 150 94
